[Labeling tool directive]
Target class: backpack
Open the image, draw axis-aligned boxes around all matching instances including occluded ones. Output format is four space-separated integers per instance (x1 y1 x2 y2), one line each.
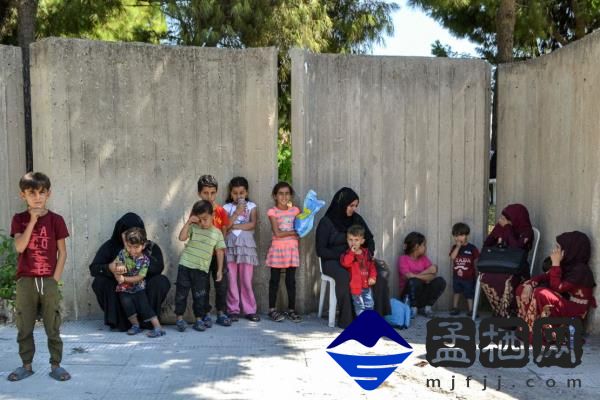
384 298 411 329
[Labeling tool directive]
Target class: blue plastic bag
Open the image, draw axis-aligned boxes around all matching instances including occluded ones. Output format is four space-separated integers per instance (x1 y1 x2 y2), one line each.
294 190 326 238
384 298 411 329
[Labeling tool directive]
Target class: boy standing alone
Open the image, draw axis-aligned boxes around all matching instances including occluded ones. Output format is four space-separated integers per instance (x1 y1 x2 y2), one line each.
8 172 71 381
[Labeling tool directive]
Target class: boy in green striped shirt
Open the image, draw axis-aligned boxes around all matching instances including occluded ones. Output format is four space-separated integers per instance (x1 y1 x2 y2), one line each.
175 200 226 332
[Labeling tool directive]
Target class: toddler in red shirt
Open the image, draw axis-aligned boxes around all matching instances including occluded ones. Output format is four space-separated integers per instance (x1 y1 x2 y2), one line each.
340 225 377 316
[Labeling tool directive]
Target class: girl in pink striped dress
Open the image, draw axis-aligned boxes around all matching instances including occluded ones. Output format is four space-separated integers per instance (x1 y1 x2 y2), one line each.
266 182 301 322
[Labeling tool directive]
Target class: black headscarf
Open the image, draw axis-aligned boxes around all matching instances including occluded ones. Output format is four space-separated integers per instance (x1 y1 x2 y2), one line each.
556 231 596 288
89 212 163 278
324 187 360 232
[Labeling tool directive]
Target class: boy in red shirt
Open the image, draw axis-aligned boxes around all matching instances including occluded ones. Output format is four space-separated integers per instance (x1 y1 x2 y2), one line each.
340 225 377 316
8 172 70 382
197 175 231 327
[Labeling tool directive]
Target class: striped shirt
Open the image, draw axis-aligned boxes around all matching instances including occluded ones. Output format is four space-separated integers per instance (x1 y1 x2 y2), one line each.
179 225 226 272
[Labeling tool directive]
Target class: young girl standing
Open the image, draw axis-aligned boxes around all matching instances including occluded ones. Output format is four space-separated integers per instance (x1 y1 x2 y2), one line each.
266 182 302 322
223 177 260 322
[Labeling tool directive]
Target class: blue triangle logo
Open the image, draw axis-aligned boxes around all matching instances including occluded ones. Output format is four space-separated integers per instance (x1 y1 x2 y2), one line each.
327 310 413 390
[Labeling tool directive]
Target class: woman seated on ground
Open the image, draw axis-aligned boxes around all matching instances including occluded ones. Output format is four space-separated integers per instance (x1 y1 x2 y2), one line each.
89 212 171 331
316 187 391 328
517 231 597 332
480 203 534 317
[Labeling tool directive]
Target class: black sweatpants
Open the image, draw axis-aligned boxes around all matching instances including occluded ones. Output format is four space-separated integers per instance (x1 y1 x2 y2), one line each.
402 277 447 308
204 254 228 314
118 290 156 321
269 267 297 309
175 265 209 318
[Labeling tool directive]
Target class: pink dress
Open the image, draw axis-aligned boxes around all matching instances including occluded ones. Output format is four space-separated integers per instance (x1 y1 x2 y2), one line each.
266 206 300 268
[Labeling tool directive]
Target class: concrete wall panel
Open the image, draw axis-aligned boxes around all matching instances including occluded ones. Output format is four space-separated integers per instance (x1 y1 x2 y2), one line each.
30 38 278 320
0 45 25 236
292 50 491 312
497 30 600 333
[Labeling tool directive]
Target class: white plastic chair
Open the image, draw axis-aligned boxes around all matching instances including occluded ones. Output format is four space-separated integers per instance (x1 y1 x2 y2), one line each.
317 258 337 327
472 226 541 320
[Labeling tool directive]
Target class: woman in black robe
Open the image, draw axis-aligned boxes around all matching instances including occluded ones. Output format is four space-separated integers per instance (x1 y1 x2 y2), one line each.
315 187 391 328
89 213 171 331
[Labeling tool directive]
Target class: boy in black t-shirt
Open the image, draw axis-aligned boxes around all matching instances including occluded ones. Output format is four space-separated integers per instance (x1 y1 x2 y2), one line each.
449 223 480 316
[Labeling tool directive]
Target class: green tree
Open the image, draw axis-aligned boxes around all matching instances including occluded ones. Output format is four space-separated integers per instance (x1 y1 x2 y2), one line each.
411 0 600 62
0 1 167 45
160 0 398 181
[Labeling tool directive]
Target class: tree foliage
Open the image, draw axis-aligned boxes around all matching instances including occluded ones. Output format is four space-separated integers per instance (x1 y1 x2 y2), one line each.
160 0 398 180
0 0 166 45
411 0 600 62
2 0 398 182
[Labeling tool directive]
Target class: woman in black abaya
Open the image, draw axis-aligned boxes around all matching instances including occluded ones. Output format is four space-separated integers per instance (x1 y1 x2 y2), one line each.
89 213 171 330
316 187 391 328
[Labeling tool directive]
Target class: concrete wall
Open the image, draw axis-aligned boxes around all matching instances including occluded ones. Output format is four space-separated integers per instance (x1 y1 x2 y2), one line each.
291 50 491 311
30 38 278 320
497 30 600 333
0 45 26 235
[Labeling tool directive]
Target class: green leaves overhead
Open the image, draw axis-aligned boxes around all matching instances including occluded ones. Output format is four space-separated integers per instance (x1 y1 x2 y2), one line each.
410 0 600 62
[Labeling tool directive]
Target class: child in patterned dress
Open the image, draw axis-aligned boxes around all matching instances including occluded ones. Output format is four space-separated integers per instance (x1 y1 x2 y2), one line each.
266 182 302 322
223 177 260 322
114 227 165 337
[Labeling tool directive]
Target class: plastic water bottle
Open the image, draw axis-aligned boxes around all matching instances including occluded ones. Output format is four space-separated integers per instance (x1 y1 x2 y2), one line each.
569 323 575 350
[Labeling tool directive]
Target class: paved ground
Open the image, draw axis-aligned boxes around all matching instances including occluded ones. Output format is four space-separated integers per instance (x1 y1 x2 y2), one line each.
0 313 598 400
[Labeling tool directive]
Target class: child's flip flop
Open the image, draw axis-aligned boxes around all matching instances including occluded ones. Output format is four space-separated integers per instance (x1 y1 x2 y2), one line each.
7 367 34 381
49 366 71 381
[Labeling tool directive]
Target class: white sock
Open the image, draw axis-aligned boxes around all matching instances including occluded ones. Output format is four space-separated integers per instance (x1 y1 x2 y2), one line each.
425 305 432 313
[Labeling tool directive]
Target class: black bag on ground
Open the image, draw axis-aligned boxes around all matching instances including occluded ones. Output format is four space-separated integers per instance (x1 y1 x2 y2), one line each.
477 246 528 274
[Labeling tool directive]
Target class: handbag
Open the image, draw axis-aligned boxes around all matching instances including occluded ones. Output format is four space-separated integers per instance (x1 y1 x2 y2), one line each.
477 246 528 274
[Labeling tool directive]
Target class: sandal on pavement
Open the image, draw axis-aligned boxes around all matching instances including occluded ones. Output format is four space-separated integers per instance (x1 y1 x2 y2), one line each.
246 314 261 322
147 328 166 338
175 319 187 332
127 325 142 335
49 366 71 381
285 310 302 323
229 313 240 322
202 315 213 328
216 314 232 327
268 310 284 322
7 367 34 382
193 320 206 332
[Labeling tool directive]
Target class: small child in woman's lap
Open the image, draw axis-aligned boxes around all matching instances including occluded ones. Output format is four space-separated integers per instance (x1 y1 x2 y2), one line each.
114 227 165 337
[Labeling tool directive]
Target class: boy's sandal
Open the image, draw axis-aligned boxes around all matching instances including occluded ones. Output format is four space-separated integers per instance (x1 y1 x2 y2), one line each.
286 311 302 323
246 313 261 322
268 310 285 322
229 313 240 322
192 320 206 332
127 325 142 335
202 315 213 328
216 314 232 327
49 366 71 381
175 319 187 332
7 367 34 381
449 308 460 316
147 328 166 338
